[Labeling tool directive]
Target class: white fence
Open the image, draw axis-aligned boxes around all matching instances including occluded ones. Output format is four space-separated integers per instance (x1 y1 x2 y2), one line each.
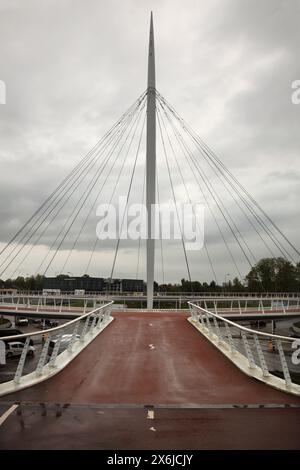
0 301 114 397
188 302 300 396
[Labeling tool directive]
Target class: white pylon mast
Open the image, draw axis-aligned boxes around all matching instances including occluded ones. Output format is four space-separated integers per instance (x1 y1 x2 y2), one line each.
146 12 156 309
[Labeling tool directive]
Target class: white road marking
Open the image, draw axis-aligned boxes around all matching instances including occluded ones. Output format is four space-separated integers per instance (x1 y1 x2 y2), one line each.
150 426 156 432
147 410 155 420
0 404 19 426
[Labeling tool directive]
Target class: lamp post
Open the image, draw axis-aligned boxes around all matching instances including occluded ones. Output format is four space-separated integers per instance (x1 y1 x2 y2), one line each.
224 273 230 292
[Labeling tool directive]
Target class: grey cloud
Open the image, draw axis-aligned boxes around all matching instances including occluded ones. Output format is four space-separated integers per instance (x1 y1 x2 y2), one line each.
0 0 299 283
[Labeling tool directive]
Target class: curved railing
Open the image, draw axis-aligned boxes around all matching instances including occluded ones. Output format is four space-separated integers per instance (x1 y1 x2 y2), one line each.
1 293 300 315
188 301 300 396
0 301 114 396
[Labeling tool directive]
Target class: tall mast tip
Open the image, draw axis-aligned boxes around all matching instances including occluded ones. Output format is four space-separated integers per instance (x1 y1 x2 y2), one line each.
147 10 155 88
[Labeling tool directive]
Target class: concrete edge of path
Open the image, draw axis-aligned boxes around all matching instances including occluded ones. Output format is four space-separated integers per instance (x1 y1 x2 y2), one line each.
187 316 300 397
0 316 114 398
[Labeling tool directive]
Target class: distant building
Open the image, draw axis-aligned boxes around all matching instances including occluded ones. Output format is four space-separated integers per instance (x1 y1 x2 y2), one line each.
103 278 144 293
43 276 144 293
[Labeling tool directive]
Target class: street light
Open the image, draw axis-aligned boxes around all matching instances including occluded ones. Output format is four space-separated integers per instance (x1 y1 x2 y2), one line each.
224 273 230 292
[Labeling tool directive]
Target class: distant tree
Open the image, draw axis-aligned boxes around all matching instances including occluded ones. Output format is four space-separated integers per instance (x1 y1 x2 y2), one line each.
15 276 26 289
181 278 190 292
34 274 45 291
191 281 202 292
295 262 300 291
246 257 297 292
232 277 244 291
274 258 297 291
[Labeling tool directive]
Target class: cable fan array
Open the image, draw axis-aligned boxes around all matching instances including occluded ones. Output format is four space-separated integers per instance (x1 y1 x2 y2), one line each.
0 89 298 284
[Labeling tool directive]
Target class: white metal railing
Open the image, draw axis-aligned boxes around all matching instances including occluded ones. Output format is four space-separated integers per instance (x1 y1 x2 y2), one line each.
192 297 300 315
1 294 300 315
1 291 300 298
0 301 113 393
188 301 300 395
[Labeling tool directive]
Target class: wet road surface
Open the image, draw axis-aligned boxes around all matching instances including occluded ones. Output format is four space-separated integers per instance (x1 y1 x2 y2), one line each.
1 312 300 449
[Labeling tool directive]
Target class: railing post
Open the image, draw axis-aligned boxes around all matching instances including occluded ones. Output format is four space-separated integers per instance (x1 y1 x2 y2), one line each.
68 323 79 352
241 331 256 369
36 337 51 376
88 315 97 334
198 311 205 327
282 301 286 314
106 305 112 320
225 323 235 353
212 316 222 341
204 312 213 335
276 339 292 388
14 337 30 384
189 304 195 319
49 333 63 368
80 316 90 342
254 334 269 377
96 312 104 328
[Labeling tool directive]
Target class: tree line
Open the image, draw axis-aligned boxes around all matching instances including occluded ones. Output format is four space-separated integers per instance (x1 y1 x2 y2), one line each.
158 257 300 293
0 258 299 292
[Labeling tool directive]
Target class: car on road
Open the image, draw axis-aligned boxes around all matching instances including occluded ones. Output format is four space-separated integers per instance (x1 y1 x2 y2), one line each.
44 319 59 328
16 317 29 326
0 329 34 346
6 341 35 358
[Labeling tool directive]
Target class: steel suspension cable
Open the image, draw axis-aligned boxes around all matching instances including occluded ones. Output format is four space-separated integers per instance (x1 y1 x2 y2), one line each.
1 94 146 277
156 108 192 284
3 97 145 278
157 104 218 283
157 91 299 261
158 97 255 269
85 105 147 275
41 101 147 276
156 98 242 278
160 97 293 261
0 90 146 261
110 113 147 280
10 101 145 278
61 102 148 275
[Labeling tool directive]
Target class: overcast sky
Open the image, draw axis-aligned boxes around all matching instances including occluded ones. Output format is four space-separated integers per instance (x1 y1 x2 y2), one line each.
0 0 299 283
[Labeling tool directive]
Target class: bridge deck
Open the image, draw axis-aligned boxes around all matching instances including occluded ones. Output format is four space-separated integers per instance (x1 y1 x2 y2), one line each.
1 312 300 449
1 305 300 321
2 311 300 404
